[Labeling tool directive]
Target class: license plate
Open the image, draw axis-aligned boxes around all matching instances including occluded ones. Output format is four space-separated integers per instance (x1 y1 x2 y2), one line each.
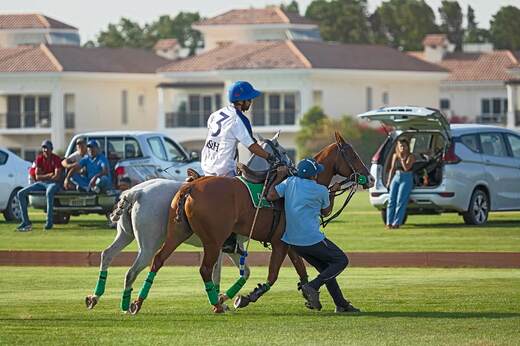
69 199 87 207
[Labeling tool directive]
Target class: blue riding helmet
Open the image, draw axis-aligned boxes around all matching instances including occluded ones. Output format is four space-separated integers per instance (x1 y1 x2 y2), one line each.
228 81 261 102
297 158 324 178
86 139 99 148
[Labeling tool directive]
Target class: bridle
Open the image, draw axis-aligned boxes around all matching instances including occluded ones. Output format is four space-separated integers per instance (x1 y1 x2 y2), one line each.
320 142 368 228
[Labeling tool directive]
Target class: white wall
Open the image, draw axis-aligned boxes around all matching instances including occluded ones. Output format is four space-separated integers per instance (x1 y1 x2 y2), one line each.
440 82 507 120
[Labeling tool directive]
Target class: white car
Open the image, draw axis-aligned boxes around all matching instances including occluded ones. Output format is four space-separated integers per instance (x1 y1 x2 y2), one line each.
0 148 30 221
358 106 520 225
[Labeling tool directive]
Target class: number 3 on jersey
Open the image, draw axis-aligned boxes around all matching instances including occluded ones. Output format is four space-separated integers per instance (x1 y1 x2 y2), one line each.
211 112 230 137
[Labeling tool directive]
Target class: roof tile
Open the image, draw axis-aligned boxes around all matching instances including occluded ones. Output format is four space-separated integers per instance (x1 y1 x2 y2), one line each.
440 51 517 81
195 7 315 26
0 14 77 30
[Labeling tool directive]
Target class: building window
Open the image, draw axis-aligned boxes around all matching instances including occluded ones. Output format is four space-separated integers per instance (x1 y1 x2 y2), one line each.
492 98 502 114
64 94 75 129
24 149 37 162
481 99 490 115
165 94 222 128
5 95 51 129
382 92 389 106
8 147 22 158
252 92 298 126
121 90 128 125
440 99 450 110
366 87 372 111
138 94 145 108
313 90 323 107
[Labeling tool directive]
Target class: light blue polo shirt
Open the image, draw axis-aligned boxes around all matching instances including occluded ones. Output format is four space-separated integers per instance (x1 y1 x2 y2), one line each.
79 153 111 180
275 176 330 246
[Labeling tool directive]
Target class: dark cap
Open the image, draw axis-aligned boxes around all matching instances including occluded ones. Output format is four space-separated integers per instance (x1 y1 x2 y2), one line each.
41 139 53 150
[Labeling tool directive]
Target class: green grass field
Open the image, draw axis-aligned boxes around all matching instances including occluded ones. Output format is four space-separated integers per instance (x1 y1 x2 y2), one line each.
1 266 519 345
1 192 519 252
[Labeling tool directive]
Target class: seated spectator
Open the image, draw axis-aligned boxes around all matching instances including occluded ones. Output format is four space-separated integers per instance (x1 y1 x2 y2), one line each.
17 140 62 231
69 140 112 193
62 137 88 190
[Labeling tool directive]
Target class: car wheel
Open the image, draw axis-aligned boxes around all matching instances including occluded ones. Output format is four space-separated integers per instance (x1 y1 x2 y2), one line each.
462 189 489 226
381 209 407 225
53 212 70 224
3 188 22 221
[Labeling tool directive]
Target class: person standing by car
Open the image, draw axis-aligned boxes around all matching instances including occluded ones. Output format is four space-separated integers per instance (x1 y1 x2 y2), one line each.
386 138 416 229
16 140 62 231
69 140 112 193
266 159 360 313
62 137 87 190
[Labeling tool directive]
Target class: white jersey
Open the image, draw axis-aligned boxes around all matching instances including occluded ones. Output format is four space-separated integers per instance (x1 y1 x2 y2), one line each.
201 105 256 176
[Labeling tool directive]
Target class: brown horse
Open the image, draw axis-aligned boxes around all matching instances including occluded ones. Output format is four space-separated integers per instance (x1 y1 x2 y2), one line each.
130 132 373 314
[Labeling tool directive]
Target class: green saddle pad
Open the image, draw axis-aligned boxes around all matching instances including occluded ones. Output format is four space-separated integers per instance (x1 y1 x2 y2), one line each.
236 176 273 208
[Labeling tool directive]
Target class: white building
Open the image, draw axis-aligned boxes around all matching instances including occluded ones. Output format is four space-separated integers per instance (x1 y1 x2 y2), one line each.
0 15 170 160
158 7 447 158
409 34 520 129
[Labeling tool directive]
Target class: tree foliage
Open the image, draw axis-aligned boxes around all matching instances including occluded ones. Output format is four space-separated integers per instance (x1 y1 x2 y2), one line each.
305 0 371 44
280 1 300 13
296 106 385 164
95 12 203 54
439 0 464 51
370 0 438 51
464 5 489 44
490 6 520 50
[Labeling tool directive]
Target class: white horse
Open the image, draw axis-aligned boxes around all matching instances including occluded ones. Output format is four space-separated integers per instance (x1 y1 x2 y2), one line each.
85 134 293 312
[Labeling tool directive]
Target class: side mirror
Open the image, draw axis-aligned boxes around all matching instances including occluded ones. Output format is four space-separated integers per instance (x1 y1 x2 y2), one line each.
189 151 200 161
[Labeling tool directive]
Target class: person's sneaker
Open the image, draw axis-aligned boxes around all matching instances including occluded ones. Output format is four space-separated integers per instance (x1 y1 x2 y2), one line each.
301 284 322 311
16 224 32 232
335 302 361 313
44 223 53 231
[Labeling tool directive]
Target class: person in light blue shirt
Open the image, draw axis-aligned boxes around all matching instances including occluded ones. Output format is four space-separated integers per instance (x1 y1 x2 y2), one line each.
267 158 360 313
70 140 112 193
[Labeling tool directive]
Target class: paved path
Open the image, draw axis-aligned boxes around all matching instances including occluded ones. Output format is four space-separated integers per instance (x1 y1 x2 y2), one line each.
1 251 519 268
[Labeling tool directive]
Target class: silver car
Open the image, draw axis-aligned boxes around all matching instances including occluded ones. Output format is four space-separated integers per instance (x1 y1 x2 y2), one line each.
358 106 520 225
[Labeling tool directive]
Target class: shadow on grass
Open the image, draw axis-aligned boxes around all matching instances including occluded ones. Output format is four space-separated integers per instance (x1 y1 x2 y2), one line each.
408 220 520 229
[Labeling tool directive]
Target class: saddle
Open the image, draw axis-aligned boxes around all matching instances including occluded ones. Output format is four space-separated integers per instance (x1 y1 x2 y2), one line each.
236 162 268 184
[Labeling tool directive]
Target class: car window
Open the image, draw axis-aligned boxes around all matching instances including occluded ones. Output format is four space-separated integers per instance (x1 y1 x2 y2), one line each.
460 134 480 153
480 133 508 157
163 137 187 162
409 133 432 154
124 137 143 159
107 137 124 163
147 137 167 161
0 150 7 165
506 134 520 158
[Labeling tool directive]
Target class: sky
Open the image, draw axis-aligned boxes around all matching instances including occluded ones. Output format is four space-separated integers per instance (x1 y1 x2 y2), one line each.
2 0 520 44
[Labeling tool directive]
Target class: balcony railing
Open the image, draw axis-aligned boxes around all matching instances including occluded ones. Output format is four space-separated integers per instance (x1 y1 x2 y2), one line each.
165 112 209 128
252 110 297 126
0 112 51 129
476 114 506 125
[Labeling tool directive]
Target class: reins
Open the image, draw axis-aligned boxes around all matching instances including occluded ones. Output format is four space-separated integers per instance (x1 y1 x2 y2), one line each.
320 143 367 228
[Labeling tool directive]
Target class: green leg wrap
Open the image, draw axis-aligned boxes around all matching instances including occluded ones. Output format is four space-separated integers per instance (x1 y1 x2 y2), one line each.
215 284 220 295
120 288 133 311
138 271 156 300
264 282 271 291
94 270 108 297
204 281 219 305
225 277 247 299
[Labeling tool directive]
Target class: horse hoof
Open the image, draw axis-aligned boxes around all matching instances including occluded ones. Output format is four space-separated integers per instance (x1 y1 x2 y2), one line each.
129 300 142 315
218 293 229 304
213 304 225 314
234 295 250 309
85 295 98 309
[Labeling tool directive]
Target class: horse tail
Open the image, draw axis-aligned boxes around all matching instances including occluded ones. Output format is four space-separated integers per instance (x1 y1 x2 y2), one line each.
110 188 142 223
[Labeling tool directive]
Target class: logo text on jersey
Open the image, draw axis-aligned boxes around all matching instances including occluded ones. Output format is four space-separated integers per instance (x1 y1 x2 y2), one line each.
206 139 220 152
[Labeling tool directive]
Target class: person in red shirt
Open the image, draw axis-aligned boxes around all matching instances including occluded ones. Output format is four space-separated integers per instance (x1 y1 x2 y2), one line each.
17 140 62 231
